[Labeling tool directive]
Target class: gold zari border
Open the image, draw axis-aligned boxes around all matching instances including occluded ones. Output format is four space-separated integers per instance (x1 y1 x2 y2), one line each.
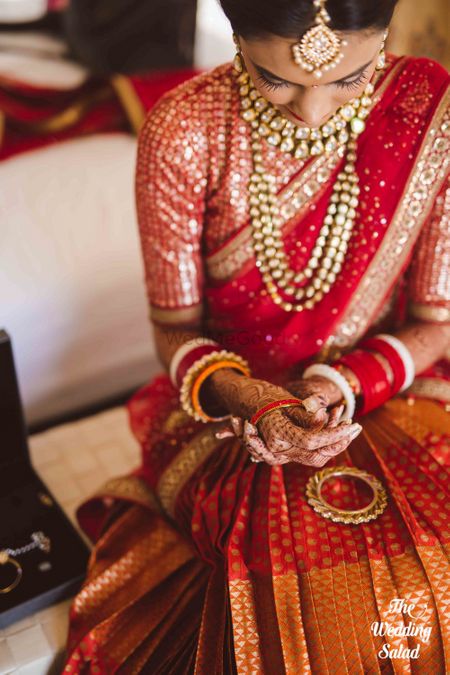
156 424 231 516
405 377 450 404
109 75 147 134
324 85 450 353
409 301 450 323
90 475 162 513
149 303 203 326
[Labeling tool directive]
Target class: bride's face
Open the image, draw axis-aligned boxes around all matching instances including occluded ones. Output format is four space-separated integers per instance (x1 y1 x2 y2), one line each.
239 29 385 128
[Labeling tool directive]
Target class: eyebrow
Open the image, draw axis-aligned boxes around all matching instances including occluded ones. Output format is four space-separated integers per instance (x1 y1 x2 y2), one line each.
251 58 373 86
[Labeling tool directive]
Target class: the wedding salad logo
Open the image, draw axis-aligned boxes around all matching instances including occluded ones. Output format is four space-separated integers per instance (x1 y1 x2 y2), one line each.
371 598 432 660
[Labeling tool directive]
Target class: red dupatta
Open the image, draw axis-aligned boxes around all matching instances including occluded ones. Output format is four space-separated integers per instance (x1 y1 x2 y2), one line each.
203 56 450 382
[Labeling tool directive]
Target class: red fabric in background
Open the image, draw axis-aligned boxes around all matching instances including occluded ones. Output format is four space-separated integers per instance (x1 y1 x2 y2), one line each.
0 69 198 161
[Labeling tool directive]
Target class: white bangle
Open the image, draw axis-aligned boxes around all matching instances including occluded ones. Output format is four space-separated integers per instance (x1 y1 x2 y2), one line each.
302 363 356 420
375 334 415 391
169 338 219 387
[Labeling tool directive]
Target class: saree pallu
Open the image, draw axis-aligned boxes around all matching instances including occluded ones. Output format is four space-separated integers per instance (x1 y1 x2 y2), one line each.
63 57 450 673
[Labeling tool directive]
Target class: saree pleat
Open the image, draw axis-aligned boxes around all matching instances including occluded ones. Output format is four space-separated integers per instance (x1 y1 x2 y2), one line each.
63 395 450 673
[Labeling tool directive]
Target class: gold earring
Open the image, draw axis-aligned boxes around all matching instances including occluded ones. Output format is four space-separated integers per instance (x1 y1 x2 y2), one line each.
376 30 389 71
232 33 244 74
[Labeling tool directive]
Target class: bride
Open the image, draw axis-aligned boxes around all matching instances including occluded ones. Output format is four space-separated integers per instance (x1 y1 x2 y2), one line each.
63 0 449 671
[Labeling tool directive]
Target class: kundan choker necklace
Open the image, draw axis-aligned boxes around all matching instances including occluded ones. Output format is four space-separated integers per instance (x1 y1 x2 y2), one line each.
234 63 378 313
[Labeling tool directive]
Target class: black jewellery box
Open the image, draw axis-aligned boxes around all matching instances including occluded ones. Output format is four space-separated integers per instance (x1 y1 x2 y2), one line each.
0 329 90 628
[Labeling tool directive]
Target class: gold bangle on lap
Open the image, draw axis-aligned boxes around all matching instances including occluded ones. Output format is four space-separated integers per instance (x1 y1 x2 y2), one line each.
305 466 388 524
0 551 23 593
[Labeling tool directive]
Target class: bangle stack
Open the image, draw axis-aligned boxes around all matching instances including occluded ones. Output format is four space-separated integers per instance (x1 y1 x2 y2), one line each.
370 334 415 392
336 350 391 415
303 333 416 417
170 341 251 423
332 333 415 415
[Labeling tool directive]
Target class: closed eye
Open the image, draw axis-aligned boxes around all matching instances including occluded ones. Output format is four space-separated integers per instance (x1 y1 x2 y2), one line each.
256 72 289 91
253 61 372 92
335 69 369 91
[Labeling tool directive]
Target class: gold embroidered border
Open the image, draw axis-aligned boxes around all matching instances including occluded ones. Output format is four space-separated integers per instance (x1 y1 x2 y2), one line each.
228 578 264 674
323 85 450 353
206 58 407 284
409 302 450 323
90 475 162 513
109 75 147 134
156 424 230 516
149 302 203 326
18 87 113 133
272 574 310 674
405 377 450 404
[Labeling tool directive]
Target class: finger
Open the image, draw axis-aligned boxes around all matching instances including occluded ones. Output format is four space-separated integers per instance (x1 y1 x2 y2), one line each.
243 425 289 465
244 419 260 438
313 438 350 457
245 437 286 465
298 421 363 451
230 416 244 437
302 393 329 414
292 451 332 467
285 404 329 431
326 404 345 429
215 428 235 439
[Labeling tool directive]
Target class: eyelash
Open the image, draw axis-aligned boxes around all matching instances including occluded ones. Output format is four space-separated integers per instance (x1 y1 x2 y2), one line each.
335 70 369 90
256 69 369 92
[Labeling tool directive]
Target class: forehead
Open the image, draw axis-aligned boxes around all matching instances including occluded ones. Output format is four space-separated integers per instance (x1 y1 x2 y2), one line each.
241 30 382 86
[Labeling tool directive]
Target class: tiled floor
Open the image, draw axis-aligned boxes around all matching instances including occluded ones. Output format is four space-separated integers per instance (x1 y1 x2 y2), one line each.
0 407 140 674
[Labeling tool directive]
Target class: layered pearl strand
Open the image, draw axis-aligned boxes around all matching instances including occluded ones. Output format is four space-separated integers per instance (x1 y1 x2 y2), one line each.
235 65 376 312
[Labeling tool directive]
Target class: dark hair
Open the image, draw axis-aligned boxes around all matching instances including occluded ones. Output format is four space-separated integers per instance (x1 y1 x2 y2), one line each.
62 0 197 75
219 0 398 39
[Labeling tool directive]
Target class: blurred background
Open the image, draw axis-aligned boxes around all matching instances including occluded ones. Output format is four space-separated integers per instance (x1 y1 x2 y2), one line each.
0 0 448 432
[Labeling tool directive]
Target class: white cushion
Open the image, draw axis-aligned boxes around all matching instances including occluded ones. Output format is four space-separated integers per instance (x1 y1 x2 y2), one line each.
0 134 159 426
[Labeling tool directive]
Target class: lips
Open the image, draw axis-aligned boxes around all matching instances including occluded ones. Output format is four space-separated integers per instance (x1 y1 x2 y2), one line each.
286 107 305 122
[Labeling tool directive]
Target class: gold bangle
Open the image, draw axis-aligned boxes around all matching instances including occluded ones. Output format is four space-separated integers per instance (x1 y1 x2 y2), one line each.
305 466 388 525
180 350 251 422
0 551 23 593
191 360 251 423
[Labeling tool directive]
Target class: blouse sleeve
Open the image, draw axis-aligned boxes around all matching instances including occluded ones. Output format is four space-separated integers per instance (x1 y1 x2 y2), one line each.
407 174 450 324
134 91 208 327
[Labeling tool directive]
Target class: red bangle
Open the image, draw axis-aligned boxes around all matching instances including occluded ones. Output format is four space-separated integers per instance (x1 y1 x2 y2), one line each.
359 337 406 395
250 398 303 426
336 351 391 415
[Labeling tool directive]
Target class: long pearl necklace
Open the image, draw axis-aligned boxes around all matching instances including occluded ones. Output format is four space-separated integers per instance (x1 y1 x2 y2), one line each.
236 67 375 312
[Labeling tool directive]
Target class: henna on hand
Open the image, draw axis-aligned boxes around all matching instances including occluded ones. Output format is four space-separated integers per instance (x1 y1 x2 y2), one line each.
210 370 362 467
286 375 343 407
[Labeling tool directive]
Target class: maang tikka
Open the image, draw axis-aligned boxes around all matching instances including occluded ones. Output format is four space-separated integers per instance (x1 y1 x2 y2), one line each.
292 0 347 78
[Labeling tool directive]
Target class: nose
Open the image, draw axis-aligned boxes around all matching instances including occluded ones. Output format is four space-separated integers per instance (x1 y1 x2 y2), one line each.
290 87 333 127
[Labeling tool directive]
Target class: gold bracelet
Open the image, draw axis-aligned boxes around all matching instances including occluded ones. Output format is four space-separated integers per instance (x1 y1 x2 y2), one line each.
180 350 251 422
305 466 388 524
0 551 23 594
191 360 251 422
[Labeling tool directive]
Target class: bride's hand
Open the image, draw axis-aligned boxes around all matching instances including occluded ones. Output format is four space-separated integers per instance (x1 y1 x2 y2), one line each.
211 371 361 467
